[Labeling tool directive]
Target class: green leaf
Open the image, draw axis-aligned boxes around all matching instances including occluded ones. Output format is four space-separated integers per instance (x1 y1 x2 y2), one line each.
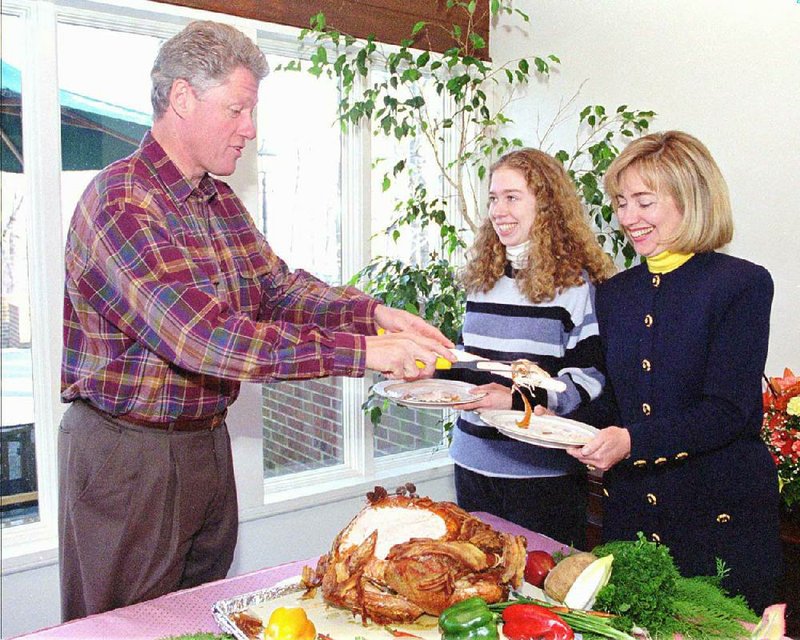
382 176 391 192
469 33 486 50
310 12 326 31
401 68 422 83
411 20 426 36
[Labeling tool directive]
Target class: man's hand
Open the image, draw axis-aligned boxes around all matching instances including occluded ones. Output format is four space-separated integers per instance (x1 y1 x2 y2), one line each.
367 305 455 380
365 331 454 380
374 305 454 349
566 426 631 472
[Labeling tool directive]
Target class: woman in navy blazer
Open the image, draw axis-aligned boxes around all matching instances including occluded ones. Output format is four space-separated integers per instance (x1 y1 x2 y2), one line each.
568 131 782 612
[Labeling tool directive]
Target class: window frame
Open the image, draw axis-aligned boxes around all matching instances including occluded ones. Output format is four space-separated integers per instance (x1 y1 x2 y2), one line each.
1 0 457 570
253 34 455 503
2 0 64 565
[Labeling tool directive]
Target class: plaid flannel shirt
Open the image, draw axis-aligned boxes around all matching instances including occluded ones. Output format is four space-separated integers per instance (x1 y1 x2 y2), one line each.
62 131 377 422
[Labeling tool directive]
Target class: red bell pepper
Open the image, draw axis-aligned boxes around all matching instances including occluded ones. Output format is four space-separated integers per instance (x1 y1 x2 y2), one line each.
501 603 575 640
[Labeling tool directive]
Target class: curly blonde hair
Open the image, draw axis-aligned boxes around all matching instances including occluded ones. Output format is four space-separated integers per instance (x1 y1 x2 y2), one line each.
462 148 616 301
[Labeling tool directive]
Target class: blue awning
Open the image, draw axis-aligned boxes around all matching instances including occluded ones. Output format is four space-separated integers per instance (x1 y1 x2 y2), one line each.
1 59 152 172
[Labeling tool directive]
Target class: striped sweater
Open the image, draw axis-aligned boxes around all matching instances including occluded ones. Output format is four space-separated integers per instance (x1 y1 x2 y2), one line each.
447 264 605 478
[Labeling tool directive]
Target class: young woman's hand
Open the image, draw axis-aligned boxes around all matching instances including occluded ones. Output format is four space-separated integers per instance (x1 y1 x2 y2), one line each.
455 382 514 412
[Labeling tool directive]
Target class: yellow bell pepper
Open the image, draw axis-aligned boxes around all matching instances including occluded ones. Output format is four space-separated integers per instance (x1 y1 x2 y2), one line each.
263 606 316 640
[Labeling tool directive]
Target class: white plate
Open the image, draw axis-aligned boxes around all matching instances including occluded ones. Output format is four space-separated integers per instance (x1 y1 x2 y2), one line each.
478 410 598 448
372 379 487 408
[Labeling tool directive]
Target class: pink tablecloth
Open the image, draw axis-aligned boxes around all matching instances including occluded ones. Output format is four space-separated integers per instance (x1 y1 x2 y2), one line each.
12 512 565 640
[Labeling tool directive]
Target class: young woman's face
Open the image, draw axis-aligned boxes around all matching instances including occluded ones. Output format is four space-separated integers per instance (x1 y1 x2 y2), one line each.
488 167 537 247
614 168 684 257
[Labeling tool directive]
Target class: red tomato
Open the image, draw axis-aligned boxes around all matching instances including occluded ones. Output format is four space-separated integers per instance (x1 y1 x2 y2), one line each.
524 550 556 587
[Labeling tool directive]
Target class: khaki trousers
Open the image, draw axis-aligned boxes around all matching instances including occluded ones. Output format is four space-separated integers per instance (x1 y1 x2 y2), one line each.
58 400 238 621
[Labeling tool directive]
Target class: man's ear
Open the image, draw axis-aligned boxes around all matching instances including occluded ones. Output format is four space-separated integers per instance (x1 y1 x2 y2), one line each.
169 78 193 119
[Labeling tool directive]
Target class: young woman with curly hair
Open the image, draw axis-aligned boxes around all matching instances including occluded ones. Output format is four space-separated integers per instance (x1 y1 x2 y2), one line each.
444 148 615 548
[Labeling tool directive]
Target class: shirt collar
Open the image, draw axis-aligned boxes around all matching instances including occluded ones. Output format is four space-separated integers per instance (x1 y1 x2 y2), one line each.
646 250 695 274
140 130 219 204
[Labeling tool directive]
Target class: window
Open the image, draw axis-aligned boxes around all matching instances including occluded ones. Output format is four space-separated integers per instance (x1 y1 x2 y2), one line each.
255 45 454 487
1 0 457 551
1 1 66 549
56 21 157 229
369 69 452 461
1 11 39 529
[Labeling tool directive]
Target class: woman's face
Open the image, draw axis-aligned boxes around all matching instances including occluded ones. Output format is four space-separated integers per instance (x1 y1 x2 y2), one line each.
615 168 684 257
488 167 537 247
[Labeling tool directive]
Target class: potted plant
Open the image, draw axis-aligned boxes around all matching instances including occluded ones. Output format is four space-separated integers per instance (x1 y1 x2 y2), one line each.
289 1 654 428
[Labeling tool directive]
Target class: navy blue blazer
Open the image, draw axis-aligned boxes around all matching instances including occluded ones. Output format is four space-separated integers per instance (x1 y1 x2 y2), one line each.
572 252 782 611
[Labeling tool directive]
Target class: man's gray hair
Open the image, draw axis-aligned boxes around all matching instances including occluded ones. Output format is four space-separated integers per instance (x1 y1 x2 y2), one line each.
151 20 269 119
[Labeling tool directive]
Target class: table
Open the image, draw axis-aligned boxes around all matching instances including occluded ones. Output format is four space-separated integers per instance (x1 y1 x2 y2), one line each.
10 513 569 640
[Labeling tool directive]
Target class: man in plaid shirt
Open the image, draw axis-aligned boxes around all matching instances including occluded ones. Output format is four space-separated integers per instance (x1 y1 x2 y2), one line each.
59 20 453 621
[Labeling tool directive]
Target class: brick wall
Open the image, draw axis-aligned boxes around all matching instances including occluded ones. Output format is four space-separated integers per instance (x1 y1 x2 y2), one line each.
261 377 448 478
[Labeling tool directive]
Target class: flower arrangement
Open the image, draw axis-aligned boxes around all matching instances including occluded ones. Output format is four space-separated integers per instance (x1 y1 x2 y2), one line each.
761 368 800 510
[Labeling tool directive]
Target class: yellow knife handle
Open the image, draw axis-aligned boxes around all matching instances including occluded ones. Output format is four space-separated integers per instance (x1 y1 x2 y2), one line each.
429 357 453 370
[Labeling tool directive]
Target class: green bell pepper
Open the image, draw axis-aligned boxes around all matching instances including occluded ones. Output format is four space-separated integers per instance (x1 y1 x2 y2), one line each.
438 597 499 640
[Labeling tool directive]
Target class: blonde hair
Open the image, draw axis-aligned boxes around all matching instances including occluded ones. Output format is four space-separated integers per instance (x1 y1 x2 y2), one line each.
604 131 733 252
462 148 615 301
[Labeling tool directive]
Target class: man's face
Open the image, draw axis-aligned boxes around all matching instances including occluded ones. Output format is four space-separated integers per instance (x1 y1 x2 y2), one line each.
181 66 258 181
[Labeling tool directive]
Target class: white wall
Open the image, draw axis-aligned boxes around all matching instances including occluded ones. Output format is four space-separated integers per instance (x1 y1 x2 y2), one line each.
491 0 800 375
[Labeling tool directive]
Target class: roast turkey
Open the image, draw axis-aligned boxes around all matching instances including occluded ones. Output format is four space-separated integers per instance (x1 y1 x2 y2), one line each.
301 485 526 624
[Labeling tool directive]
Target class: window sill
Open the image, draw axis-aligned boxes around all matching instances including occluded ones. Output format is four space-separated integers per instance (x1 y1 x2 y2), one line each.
2 456 455 576
1 526 60 575
240 452 454 522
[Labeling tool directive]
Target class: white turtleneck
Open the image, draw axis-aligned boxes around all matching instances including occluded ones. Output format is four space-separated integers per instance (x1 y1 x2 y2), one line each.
505 241 531 269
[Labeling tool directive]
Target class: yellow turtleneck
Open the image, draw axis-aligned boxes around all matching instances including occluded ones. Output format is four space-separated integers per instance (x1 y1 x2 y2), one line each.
646 250 695 274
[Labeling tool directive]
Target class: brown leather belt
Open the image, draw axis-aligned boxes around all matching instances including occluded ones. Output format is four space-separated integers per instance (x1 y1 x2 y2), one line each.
85 402 226 432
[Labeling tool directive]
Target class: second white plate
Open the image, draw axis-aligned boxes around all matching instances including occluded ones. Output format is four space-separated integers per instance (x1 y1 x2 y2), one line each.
478 410 598 448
